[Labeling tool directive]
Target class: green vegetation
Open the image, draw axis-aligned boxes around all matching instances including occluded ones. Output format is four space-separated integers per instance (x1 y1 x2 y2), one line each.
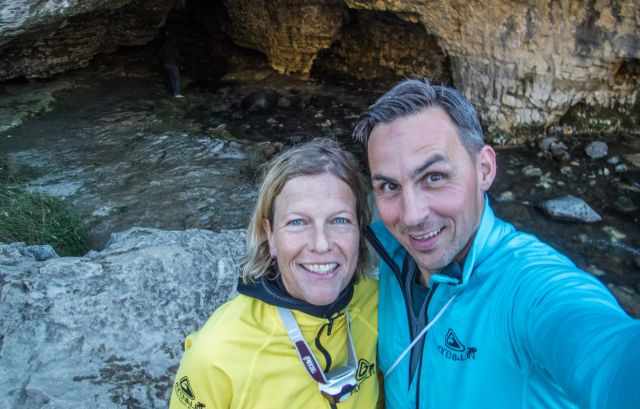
0 156 89 256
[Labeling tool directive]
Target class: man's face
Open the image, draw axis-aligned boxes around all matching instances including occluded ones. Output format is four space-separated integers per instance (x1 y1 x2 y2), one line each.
367 106 495 277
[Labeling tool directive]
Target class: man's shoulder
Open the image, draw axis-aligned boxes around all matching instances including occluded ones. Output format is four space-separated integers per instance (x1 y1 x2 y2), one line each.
479 220 609 299
487 221 576 271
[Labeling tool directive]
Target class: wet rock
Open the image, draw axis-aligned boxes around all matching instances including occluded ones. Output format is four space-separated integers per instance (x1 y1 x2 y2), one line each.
241 90 280 113
277 96 292 108
522 165 542 177
624 153 640 168
618 172 640 193
613 196 638 214
586 265 606 277
560 166 573 176
607 284 640 318
615 164 628 173
0 228 244 409
539 137 569 161
536 173 554 190
608 156 621 165
0 80 75 132
496 191 514 202
585 141 608 159
540 195 602 223
247 141 284 168
603 226 626 242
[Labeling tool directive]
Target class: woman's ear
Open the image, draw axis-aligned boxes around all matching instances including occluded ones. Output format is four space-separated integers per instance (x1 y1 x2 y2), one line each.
477 145 497 191
263 219 276 257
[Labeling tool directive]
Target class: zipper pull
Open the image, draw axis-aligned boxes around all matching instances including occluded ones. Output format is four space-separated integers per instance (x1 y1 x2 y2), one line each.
326 312 343 336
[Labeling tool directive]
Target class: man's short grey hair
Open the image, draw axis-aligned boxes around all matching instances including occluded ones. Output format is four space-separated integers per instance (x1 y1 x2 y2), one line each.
353 78 485 156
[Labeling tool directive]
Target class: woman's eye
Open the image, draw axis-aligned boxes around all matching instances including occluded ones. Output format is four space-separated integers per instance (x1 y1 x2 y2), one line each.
286 219 305 226
333 217 351 225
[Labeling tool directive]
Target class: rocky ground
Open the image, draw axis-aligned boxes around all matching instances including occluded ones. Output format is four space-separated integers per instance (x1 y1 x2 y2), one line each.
0 228 243 409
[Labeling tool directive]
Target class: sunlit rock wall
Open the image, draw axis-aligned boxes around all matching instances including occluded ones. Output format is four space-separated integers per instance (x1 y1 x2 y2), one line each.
224 0 640 138
347 0 640 137
0 0 175 80
223 0 346 76
0 0 638 137
312 10 451 84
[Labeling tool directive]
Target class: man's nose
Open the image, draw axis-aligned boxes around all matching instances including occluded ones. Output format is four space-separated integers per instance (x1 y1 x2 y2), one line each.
401 187 429 228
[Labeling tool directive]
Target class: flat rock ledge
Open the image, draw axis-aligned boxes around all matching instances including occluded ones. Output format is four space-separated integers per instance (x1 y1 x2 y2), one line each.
0 227 245 409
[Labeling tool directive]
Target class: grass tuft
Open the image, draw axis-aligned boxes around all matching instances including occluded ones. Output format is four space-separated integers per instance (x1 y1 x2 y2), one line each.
0 160 90 257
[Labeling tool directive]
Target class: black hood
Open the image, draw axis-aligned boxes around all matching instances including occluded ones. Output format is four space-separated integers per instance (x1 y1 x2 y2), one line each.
237 270 355 319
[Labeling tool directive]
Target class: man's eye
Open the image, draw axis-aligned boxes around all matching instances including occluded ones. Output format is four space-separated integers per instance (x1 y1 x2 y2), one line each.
377 182 399 193
425 173 445 184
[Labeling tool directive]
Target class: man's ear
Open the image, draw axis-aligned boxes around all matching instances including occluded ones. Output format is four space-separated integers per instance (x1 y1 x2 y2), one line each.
263 219 277 257
477 145 497 191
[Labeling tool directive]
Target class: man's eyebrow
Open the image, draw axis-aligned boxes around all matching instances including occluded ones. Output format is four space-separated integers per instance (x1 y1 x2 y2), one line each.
411 154 447 179
371 174 397 184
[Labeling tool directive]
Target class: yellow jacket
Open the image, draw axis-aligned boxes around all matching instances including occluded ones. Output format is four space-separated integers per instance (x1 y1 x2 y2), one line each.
170 278 379 409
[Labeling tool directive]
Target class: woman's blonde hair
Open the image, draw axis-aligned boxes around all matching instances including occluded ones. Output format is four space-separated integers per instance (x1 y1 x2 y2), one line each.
241 138 373 282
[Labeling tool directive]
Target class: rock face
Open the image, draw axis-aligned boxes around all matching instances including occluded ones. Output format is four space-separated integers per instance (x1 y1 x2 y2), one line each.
0 228 244 409
1 0 639 137
221 0 640 137
312 9 450 83
223 0 346 76
0 0 174 79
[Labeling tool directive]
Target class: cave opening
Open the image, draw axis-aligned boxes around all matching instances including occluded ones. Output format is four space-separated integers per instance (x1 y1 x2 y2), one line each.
311 9 452 85
80 0 270 93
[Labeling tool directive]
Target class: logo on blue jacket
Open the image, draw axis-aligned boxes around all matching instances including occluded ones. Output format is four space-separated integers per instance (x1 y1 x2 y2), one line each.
437 329 477 361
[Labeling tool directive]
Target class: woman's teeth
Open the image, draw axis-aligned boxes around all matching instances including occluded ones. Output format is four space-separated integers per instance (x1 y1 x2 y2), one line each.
302 263 338 274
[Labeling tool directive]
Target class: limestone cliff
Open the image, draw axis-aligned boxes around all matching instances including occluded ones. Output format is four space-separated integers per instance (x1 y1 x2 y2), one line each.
224 0 640 138
0 0 638 138
0 0 174 79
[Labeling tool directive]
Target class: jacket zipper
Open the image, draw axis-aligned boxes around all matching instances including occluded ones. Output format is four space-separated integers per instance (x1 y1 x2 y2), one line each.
415 283 438 409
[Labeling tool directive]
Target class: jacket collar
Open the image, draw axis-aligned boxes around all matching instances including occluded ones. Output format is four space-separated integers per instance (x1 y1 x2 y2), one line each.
236 269 355 319
430 195 499 288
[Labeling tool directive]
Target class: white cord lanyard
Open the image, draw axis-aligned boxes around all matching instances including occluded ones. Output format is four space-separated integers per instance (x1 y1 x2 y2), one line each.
384 294 457 377
277 307 357 384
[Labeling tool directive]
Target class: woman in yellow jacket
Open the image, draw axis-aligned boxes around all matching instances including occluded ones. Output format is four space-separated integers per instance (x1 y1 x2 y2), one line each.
169 138 379 409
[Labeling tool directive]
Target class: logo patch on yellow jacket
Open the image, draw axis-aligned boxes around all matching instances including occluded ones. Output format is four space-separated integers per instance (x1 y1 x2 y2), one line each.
175 376 206 409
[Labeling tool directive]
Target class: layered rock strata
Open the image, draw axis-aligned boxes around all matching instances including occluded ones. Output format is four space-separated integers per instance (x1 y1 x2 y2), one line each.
0 0 174 80
1 0 639 137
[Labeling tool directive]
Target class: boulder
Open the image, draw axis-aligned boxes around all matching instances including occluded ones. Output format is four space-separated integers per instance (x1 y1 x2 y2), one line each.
540 195 602 223
0 227 244 409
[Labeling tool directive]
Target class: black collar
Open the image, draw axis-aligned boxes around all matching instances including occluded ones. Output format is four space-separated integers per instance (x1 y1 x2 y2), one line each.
237 269 355 319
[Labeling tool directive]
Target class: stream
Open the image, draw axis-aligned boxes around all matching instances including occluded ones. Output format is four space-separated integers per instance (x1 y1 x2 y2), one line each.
1 60 639 315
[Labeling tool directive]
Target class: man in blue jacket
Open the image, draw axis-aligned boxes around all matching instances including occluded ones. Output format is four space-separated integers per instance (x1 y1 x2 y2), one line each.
352 78 640 409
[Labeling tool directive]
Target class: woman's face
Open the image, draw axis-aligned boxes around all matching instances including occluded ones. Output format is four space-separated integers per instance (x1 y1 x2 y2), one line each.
265 173 360 306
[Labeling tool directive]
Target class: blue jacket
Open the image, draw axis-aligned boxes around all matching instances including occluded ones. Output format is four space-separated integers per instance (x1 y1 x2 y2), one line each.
373 198 640 409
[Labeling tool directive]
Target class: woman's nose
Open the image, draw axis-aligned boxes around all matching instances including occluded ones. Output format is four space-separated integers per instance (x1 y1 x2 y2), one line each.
311 227 330 253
